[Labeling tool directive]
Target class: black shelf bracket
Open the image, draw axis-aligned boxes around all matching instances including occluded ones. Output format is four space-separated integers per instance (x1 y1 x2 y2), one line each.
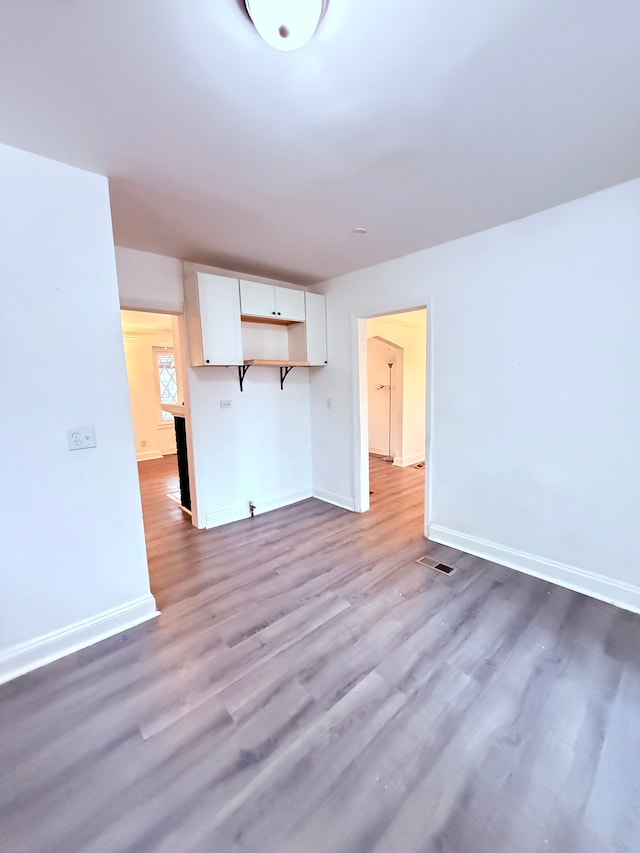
238 364 251 392
280 365 295 390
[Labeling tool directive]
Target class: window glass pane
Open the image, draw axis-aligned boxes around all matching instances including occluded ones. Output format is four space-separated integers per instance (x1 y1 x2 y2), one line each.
157 352 178 420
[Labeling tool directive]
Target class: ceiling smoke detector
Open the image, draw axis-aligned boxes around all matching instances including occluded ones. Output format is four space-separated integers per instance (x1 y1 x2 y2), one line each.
245 0 325 52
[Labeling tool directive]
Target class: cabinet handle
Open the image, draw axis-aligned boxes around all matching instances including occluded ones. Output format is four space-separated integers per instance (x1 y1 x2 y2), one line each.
206 359 210 363
272 311 276 315
277 312 281 315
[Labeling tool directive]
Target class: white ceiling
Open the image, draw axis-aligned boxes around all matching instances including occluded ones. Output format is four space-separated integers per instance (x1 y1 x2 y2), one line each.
1 1 639 284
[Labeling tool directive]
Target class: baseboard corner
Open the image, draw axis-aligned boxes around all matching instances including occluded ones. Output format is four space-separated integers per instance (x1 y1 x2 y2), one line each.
394 452 425 468
312 487 356 512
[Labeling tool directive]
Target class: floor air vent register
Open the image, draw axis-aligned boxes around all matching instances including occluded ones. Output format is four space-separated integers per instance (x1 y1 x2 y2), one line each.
415 556 456 575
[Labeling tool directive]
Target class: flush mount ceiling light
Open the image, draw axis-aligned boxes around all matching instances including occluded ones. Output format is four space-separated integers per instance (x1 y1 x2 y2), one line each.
245 0 325 52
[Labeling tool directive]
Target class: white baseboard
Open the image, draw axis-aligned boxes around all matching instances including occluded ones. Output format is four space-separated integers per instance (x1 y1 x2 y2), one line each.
0 594 159 686
258 490 312 514
429 524 640 615
312 487 356 512
136 450 163 462
205 489 313 529
393 452 425 468
205 507 240 528
369 447 389 458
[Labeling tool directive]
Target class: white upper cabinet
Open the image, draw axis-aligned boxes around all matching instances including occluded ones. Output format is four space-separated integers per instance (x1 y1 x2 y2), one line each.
240 280 305 322
184 269 327 373
274 286 305 322
304 292 327 365
184 272 243 366
239 280 274 319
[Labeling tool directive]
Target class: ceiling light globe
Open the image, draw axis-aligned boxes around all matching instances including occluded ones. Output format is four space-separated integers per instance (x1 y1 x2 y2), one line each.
245 0 324 52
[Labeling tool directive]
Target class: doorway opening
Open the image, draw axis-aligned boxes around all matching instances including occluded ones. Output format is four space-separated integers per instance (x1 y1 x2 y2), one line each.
355 308 429 531
120 308 196 606
120 308 191 518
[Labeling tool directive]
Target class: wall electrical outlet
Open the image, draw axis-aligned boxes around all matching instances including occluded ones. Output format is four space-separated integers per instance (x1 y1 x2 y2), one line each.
67 425 97 451
220 400 232 409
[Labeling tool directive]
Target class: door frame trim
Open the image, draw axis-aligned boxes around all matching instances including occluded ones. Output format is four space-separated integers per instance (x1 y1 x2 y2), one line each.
351 301 432 538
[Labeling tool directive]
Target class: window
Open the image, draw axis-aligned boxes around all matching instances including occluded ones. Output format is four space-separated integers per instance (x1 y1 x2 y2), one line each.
154 347 179 424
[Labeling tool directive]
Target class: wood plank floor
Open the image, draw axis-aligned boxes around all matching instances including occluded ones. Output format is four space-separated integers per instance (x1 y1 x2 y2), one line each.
2 455 640 852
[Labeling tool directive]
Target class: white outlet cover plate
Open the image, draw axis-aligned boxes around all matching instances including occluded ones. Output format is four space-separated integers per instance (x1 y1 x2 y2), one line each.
67 425 96 451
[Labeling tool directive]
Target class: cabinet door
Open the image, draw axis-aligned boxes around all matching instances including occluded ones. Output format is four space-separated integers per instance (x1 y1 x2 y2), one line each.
274 286 305 322
198 273 243 365
240 280 276 318
305 292 327 365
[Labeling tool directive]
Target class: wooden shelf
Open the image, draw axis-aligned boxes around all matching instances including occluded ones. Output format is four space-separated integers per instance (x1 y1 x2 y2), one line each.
243 359 311 367
241 314 300 327
238 359 310 391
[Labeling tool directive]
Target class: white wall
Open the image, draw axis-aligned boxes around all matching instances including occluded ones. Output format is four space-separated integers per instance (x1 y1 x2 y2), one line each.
188 366 312 528
116 248 313 529
367 311 427 466
116 247 185 313
115 247 306 313
0 144 156 684
367 337 403 459
122 326 178 461
310 179 640 612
